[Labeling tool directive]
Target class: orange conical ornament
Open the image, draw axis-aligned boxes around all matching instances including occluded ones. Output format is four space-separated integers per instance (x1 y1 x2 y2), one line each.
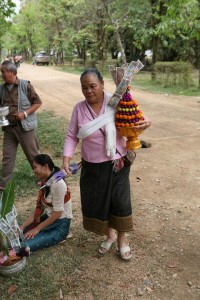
115 86 144 150
108 61 144 150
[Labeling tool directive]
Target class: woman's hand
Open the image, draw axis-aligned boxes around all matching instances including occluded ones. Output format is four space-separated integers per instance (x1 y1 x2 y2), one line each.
19 212 35 232
62 156 72 175
134 115 151 130
24 227 40 239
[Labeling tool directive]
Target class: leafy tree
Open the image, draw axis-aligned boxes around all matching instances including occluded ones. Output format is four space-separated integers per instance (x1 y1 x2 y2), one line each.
156 0 200 85
2 1 48 58
1 0 199 88
0 0 15 27
101 0 128 63
0 0 16 55
38 0 77 65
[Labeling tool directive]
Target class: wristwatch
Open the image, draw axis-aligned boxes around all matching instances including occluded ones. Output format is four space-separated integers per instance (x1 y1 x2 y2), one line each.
24 111 28 118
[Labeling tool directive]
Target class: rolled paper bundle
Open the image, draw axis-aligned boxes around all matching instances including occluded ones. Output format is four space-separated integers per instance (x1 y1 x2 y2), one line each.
115 87 144 150
0 218 21 253
108 60 144 108
109 64 128 85
109 65 118 85
109 78 130 108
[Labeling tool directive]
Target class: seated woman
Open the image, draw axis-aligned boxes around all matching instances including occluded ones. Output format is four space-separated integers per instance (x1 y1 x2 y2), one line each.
20 154 72 252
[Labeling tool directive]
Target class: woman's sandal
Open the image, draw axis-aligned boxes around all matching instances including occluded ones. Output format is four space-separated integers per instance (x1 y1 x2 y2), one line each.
118 245 132 260
99 239 117 254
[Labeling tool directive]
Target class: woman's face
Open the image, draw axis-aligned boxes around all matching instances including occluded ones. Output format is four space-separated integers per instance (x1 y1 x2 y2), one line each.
33 161 50 181
81 73 104 104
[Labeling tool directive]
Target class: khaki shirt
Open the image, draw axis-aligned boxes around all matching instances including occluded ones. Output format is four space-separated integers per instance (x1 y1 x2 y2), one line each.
1 77 42 124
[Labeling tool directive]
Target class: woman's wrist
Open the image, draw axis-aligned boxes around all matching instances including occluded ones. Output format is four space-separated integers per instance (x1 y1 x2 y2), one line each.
36 226 41 232
20 224 25 231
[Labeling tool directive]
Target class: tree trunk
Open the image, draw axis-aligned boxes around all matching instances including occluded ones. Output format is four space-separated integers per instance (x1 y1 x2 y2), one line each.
150 0 166 80
96 8 106 61
75 43 82 59
57 49 64 66
151 35 159 80
103 0 126 64
115 23 126 64
26 32 35 57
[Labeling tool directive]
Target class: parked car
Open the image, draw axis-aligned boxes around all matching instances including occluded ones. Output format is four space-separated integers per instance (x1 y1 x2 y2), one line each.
35 51 49 65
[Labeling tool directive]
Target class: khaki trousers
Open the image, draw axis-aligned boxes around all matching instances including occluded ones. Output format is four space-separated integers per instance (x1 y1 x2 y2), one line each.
0 123 40 190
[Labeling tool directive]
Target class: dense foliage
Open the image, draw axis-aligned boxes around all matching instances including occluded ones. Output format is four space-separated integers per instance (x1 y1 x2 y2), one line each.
0 0 200 85
0 0 16 52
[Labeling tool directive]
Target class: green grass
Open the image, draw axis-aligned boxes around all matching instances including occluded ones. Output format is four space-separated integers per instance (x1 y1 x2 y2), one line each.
0 111 84 299
131 71 200 97
37 110 68 157
0 111 68 198
0 238 83 300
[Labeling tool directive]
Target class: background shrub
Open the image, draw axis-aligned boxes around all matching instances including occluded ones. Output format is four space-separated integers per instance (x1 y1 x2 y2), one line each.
153 61 193 88
72 58 84 66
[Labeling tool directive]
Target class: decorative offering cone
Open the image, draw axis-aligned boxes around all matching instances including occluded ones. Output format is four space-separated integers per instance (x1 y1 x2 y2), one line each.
115 86 144 150
108 61 145 150
0 180 29 276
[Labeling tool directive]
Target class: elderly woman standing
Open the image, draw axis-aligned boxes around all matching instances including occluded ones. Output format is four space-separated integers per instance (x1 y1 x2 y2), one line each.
62 68 151 260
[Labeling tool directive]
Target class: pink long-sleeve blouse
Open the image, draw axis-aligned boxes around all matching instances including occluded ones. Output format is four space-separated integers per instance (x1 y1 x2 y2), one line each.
63 92 127 163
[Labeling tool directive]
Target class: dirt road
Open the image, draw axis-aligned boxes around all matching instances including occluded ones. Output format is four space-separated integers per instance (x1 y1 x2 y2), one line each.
17 63 200 299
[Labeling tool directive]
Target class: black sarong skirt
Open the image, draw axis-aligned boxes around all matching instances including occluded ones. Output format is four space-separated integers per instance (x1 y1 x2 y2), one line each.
80 159 133 235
